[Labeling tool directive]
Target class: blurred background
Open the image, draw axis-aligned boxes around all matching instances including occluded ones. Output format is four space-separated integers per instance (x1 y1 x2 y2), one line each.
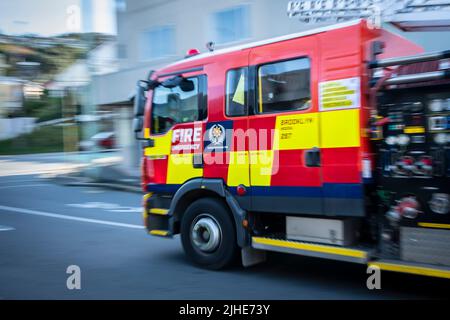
1 0 450 299
1 0 450 184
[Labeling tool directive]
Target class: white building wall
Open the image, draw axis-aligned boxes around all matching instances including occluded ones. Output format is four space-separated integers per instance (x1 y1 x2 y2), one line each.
0 117 36 141
102 0 450 106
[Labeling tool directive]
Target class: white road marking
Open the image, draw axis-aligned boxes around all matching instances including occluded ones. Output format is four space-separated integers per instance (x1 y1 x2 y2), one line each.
0 225 15 232
0 179 43 185
0 205 145 229
0 184 52 190
67 202 142 213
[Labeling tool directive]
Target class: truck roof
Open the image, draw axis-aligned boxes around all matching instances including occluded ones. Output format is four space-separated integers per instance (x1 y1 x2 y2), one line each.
157 19 365 75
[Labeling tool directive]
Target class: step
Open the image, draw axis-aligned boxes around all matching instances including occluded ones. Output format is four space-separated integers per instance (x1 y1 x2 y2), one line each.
368 259 450 279
251 236 370 264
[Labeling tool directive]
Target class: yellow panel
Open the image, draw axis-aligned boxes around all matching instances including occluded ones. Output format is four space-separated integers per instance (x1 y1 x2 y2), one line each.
144 131 172 157
274 113 319 150
249 150 273 186
320 109 360 148
166 153 203 184
227 151 250 186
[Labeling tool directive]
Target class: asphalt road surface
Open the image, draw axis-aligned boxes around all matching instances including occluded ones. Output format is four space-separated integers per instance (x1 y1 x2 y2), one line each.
0 154 448 299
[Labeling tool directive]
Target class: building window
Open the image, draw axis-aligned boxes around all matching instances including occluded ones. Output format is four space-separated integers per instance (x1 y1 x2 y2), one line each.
213 5 250 44
117 44 127 59
115 0 126 12
226 67 248 117
140 26 175 60
151 76 207 134
257 58 311 114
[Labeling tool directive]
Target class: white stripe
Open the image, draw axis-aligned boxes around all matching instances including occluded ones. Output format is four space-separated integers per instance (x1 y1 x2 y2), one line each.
0 225 15 231
0 184 51 189
0 205 145 229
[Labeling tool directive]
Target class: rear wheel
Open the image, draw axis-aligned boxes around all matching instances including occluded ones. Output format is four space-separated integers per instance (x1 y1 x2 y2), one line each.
180 198 238 270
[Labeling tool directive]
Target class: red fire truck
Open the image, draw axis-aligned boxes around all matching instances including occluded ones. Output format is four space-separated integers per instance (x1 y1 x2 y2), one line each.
133 19 450 278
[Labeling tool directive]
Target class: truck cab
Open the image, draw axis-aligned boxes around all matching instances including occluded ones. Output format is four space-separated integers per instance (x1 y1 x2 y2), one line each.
133 19 450 278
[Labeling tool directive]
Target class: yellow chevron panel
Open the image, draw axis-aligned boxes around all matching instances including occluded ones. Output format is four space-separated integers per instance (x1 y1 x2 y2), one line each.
274 112 319 150
227 151 250 187
166 153 203 184
320 108 360 148
144 130 172 157
249 150 273 186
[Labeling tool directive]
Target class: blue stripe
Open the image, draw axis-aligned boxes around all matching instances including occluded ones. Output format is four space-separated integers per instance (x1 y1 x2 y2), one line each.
322 183 363 199
252 184 362 198
147 183 363 199
147 184 181 194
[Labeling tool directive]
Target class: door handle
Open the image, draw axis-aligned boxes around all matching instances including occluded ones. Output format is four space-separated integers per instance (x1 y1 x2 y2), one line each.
193 153 203 169
141 138 155 148
305 147 321 167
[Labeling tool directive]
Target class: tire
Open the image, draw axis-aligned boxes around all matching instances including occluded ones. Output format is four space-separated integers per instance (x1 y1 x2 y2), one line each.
180 197 238 270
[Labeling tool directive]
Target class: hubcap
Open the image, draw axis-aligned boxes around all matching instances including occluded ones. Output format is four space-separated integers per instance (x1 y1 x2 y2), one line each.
191 215 221 252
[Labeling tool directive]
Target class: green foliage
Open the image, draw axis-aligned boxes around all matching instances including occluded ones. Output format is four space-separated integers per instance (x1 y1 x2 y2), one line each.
0 32 112 81
13 95 63 122
0 124 79 155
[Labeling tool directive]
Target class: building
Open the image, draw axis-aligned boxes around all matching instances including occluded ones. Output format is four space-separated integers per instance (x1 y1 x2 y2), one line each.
0 76 23 117
93 0 450 169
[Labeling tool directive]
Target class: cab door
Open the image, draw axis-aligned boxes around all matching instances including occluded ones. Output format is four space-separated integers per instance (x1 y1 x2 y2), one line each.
248 36 323 215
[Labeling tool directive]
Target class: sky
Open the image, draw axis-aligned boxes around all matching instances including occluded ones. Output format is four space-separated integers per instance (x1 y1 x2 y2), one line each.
0 0 116 36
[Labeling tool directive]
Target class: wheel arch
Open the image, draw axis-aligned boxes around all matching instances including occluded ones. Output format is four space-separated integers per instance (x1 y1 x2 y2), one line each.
168 178 249 247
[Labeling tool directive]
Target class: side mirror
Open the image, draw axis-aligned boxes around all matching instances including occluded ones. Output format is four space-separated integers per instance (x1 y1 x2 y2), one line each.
180 79 195 92
133 116 143 133
133 80 148 117
161 76 183 89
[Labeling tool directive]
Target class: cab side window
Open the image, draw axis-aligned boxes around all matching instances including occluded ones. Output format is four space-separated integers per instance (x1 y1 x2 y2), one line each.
257 57 311 114
151 77 206 134
226 67 248 117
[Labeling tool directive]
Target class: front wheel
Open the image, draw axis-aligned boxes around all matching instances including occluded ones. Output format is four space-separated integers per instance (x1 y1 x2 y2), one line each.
180 198 238 270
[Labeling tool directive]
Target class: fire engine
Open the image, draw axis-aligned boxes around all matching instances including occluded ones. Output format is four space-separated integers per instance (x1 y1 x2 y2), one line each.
133 19 450 278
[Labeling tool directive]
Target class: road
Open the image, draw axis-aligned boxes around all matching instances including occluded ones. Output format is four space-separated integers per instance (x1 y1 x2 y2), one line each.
0 154 448 299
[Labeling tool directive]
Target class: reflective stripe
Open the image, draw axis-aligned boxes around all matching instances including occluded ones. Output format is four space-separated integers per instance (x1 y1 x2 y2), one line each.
369 261 450 279
149 208 169 215
418 222 450 230
150 230 169 236
252 237 367 259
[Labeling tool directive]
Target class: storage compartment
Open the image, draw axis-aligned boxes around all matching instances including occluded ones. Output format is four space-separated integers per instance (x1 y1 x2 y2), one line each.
286 216 357 246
